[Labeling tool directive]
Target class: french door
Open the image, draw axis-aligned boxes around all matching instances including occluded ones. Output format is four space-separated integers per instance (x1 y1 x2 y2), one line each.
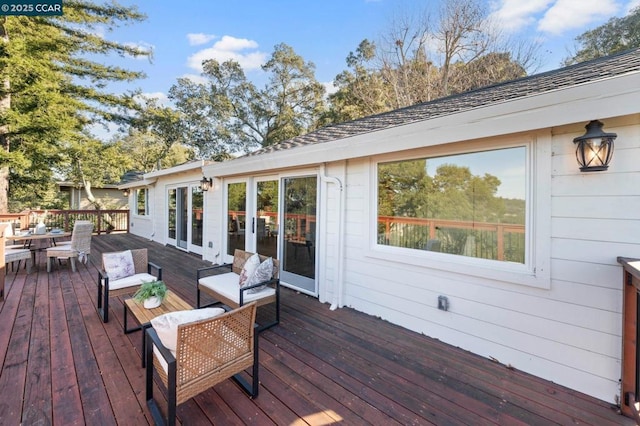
280 176 317 295
224 175 318 295
168 185 203 255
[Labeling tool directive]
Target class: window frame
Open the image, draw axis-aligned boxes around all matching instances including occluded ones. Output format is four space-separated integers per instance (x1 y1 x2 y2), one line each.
135 188 149 217
367 134 551 289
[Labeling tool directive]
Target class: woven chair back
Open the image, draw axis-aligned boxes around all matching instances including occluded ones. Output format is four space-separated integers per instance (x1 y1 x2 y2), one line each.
71 221 93 254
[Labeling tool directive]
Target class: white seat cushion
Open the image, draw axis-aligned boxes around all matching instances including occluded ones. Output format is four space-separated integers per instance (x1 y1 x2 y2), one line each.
5 248 32 262
199 272 275 304
108 273 157 291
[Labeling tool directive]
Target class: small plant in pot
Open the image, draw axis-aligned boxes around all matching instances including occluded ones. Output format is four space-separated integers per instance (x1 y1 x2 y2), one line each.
133 281 167 309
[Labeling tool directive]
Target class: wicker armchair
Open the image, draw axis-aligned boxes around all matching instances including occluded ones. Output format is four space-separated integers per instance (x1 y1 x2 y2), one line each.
197 249 280 332
97 248 162 323
46 220 93 272
145 302 259 426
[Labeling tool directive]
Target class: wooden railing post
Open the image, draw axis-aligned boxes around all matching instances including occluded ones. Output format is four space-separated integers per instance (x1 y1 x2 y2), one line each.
617 257 640 421
0 224 6 301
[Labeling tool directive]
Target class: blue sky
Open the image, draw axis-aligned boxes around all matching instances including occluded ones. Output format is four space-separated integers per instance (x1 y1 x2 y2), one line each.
106 0 639 110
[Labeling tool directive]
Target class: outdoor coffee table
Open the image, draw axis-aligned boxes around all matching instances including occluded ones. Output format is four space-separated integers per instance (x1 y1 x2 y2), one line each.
123 290 192 367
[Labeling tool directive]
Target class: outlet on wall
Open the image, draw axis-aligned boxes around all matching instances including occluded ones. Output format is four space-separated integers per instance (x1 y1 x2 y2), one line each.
438 295 449 311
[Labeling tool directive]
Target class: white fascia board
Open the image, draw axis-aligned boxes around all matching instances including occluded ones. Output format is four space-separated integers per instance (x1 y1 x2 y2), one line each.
118 178 156 190
144 160 206 179
205 72 640 178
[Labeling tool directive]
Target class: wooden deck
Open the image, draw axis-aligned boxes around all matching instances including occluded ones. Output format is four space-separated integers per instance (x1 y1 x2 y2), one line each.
0 233 632 425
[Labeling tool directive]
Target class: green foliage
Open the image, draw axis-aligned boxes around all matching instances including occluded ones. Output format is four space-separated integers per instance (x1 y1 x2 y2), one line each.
564 7 640 65
0 1 151 211
169 43 327 158
326 0 536 124
133 280 167 303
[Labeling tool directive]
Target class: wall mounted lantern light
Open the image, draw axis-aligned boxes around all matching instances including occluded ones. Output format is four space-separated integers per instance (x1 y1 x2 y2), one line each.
573 120 617 172
122 188 130 197
200 176 213 192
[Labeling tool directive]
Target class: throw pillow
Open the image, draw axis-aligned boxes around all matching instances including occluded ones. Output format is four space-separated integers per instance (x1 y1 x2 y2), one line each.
150 307 225 355
103 250 135 281
243 257 273 293
238 253 260 287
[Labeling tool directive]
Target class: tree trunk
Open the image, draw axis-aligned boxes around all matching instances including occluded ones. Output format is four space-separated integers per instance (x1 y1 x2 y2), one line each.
0 22 10 214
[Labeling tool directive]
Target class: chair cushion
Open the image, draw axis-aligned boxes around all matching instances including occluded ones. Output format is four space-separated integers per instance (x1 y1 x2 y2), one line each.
5 248 32 262
238 253 260 287
47 243 74 257
151 308 225 355
242 257 273 293
199 272 275 304
109 273 157 291
103 250 135 281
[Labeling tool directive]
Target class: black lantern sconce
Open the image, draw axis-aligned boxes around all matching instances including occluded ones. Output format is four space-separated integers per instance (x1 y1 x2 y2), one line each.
122 188 130 197
573 120 617 172
200 176 213 192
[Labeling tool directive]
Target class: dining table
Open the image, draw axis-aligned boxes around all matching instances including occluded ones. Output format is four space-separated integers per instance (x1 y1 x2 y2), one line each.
7 230 72 265
8 230 72 247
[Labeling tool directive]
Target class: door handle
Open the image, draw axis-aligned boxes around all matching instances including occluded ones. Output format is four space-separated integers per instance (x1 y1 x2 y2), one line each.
252 217 255 234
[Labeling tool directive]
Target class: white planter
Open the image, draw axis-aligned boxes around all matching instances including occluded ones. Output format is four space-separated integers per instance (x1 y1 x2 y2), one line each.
143 296 162 309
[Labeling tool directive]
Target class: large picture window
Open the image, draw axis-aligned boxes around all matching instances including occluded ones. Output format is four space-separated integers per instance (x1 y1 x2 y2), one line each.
377 146 526 264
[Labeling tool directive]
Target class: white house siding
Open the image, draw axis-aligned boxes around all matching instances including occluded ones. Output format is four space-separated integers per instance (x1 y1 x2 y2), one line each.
333 115 640 403
128 169 204 245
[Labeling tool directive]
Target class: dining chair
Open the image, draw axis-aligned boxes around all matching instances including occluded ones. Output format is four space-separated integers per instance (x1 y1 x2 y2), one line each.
46 220 93 272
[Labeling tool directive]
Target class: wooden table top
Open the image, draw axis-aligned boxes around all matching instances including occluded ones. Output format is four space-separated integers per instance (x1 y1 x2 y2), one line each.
124 290 192 326
7 231 71 241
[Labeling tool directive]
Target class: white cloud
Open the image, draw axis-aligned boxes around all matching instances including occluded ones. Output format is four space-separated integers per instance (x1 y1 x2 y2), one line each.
538 0 619 35
186 35 267 73
180 73 209 85
141 92 169 105
322 81 338 96
626 0 640 13
187 33 216 46
489 0 554 32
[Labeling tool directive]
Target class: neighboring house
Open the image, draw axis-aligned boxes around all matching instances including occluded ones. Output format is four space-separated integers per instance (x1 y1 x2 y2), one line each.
58 182 128 210
127 49 640 406
121 160 210 255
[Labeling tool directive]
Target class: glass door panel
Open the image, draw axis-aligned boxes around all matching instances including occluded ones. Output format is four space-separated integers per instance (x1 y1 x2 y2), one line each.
176 187 188 249
191 186 203 248
227 182 246 255
256 180 278 259
168 189 176 241
281 176 317 294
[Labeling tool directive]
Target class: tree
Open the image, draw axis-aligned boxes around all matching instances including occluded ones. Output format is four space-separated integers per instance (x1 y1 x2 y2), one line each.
327 0 537 123
0 1 151 212
563 6 640 65
169 43 326 158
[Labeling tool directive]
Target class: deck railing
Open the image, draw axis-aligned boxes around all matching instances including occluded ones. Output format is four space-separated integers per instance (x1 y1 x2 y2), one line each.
618 256 640 422
230 210 524 263
0 209 129 234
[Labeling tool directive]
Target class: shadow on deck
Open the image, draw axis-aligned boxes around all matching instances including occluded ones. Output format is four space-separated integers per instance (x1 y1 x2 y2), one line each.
0 233 631 425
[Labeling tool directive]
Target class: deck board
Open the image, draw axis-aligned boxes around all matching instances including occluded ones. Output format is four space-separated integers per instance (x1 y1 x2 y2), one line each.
0 233 633 425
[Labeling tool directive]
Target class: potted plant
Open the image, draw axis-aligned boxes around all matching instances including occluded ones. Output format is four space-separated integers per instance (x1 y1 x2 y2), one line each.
133 280 167 309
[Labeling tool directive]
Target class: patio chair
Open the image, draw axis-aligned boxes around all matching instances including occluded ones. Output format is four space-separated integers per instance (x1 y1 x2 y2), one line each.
197 249 280 332
97 248 162 323
145 302 258 426
5 248 32 274
46 220 93 273
1 221 29 250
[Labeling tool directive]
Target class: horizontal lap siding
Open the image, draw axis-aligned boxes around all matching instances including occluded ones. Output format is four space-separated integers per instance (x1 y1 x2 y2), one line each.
338 118 640 403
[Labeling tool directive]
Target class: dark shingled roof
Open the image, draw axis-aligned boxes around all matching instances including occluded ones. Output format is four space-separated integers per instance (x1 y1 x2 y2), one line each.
246 48 640 157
